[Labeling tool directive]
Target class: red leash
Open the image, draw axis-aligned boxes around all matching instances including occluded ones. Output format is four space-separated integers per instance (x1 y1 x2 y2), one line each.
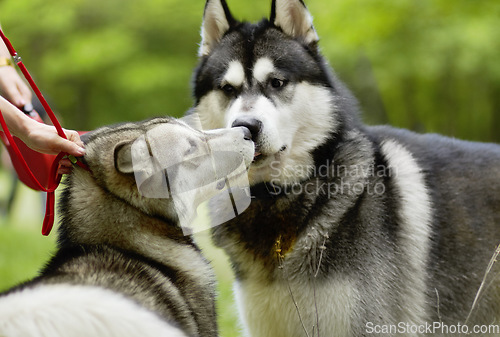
0 30 66 138
0 28 87 236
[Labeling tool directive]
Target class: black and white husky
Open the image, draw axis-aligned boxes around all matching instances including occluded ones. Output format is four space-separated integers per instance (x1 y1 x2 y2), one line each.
0 117 254 337
191 0 500 336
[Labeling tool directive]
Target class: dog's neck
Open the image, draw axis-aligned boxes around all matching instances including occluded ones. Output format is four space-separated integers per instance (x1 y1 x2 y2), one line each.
58 170 195 265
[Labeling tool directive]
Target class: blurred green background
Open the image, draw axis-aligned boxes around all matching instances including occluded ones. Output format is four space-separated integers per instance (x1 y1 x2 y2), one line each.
0 0 498 139
0 0 499 336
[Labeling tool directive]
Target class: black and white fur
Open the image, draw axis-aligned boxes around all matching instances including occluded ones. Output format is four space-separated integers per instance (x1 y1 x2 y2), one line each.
0 117 254 337
191 1 500 336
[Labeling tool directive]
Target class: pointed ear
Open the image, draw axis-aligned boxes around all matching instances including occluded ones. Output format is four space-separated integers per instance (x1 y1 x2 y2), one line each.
270 0 318 45
114 141 134 174
199 0 235 57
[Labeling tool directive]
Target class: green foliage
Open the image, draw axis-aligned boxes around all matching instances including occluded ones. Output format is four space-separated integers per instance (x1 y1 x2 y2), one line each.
1 0 498 142
0 225 56 292
310 0 500 141
0 0 203 128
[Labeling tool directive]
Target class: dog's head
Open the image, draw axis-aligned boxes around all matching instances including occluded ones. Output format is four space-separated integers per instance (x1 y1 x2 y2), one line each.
193 0 356 186
60 117 254 242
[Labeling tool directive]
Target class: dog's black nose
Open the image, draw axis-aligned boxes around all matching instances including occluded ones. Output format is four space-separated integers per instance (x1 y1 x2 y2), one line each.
239 127 253 141
232 118 262 141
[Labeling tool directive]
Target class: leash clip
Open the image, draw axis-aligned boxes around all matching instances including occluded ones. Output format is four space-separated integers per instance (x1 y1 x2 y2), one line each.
12 54 22 64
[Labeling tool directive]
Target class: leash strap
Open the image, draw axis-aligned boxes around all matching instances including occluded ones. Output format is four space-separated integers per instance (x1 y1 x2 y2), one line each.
0 111 62 235
0 29 66 138
0 28 86 235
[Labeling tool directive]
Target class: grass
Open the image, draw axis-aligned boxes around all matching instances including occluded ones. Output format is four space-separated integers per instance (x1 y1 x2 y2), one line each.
0 168 242 336
0 169 55 291
0 223 56 290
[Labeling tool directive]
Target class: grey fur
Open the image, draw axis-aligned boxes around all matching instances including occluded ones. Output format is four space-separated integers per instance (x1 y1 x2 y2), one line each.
192 1 500 336
0 117 254 337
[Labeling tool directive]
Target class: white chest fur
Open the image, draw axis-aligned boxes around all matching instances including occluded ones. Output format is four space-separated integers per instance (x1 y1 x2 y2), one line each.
234 276 358 337
0 284 188 337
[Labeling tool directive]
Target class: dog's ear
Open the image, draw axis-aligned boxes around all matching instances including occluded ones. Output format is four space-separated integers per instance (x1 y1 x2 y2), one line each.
199 0 235 57
270 0 319 45
114 141 134 174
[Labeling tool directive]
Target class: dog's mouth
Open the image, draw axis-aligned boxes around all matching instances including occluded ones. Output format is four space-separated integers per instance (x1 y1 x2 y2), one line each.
252 145 287 164
253 151 263 161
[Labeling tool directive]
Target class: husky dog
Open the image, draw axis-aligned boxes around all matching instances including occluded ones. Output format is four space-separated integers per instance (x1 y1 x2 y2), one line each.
191 0 500 336
0 117 254 337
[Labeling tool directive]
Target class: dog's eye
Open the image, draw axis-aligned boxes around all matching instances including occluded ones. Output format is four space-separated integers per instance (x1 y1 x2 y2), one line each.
270 78 287 89
221 84 236 95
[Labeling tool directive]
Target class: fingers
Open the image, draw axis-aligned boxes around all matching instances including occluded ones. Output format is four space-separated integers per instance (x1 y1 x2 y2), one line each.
52 130 86 174
0 66 30 107
48 136 85 157
17 81 32 106
4 87 24 107
19 120 86 157
60 129 86 157
57 158 73 175
64 129 85 150
59 158 73 168
10 81 31 108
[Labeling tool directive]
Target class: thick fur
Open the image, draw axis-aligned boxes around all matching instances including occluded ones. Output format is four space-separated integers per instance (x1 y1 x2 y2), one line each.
191 1 500 336
0 117 254 337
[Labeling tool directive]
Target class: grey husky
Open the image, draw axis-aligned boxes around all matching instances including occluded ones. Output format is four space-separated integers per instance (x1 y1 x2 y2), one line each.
0 117 254 337
191 0 500 336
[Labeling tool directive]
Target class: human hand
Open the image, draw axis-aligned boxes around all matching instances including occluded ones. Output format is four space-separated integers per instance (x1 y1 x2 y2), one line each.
1 95 86 174
0 65 32 108
19 117 85 156
18 118 86 174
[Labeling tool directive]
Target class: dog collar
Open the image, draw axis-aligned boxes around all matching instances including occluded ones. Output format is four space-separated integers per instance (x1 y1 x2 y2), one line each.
68 155 91 171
